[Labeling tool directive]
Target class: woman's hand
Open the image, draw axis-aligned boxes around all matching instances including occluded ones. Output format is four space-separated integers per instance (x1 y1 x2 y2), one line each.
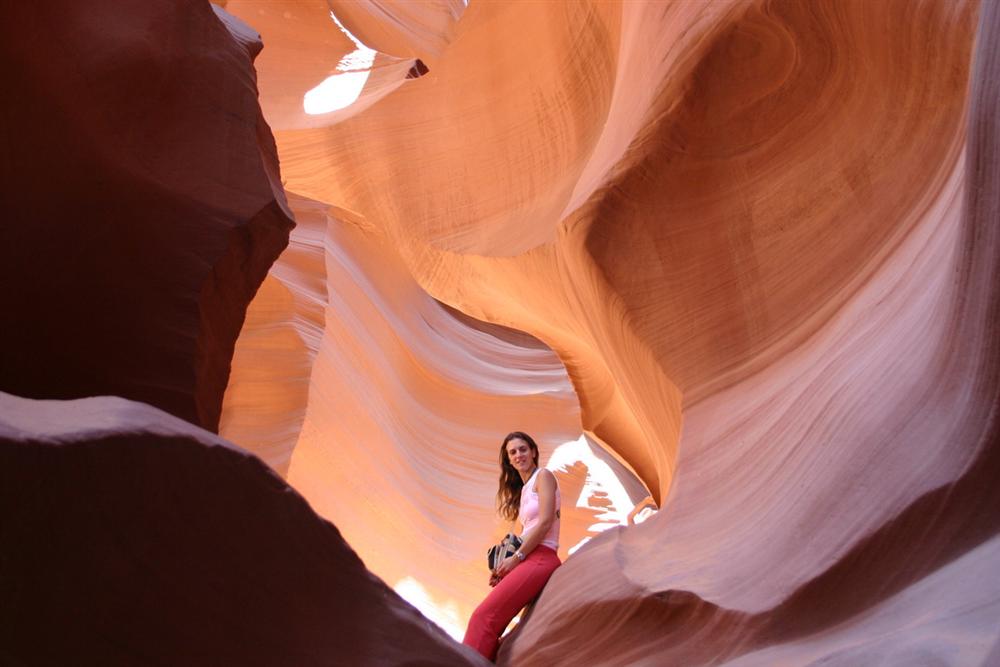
488 573 501 587
494 555 519 579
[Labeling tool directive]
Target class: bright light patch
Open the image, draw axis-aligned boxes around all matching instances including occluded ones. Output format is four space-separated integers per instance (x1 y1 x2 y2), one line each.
394 577 465 641
303 70 371 114
545 435 647 555
303 11 377 115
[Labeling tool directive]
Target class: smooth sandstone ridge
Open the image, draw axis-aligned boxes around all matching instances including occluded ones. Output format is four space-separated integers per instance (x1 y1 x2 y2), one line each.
219 0 1000 664
0 392 482 667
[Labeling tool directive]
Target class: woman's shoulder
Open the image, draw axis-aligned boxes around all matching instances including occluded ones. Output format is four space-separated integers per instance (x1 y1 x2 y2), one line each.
536 467 557 487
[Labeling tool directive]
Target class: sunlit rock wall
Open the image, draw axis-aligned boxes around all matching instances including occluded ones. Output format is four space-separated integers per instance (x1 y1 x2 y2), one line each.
211 0 454 129
217 0 998 663
219 193 328 476
223 192 652 636
503 3 1000 661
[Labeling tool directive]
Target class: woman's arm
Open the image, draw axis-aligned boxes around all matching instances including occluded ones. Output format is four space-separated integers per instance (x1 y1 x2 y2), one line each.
495 469 556 577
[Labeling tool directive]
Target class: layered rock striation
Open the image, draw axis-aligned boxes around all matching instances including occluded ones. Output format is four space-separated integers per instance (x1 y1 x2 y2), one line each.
4 0 998 664
221 0 998 663
223 194 651 632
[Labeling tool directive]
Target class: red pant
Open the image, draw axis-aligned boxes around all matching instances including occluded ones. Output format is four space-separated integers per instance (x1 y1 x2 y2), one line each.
463 546 561 661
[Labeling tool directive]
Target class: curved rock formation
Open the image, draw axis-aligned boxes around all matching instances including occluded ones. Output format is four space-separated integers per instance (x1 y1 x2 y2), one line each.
0 392 482 666
0 1 293 431
218 0 997 663
212 0 453 130
219 193 329 476
501 1 1000 663
270 0 980 505
223 194 651 634
6 0 997 664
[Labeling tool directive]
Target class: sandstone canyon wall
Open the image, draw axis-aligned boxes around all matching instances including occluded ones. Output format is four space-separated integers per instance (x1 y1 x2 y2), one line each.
0 392 481 666
0 1 294 431
3 0 999 665
221 0 1000 664
221 189 654 635
0 2 482 665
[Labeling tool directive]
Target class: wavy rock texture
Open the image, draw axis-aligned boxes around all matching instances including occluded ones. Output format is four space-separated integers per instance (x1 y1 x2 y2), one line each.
219 193 328 476
504 1 1000 663
327 0 465 66
0 1 293 431
6 0 992 663
224 194 652 634
0 392 483 667
219 0 999 663
270 0 982 505
210 0 457 130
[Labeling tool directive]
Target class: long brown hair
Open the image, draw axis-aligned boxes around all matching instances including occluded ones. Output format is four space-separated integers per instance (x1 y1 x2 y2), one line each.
496 431 540 521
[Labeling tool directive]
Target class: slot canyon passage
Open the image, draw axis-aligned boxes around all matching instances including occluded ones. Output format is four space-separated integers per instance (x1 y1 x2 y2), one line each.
2 0 1000 665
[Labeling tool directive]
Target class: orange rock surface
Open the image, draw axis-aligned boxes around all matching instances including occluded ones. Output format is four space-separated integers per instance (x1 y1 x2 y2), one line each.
223 191 652 634
4 0 998 664
221 0 1000 663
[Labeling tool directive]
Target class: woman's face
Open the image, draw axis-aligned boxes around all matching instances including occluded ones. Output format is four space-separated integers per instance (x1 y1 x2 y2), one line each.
506 437 535 475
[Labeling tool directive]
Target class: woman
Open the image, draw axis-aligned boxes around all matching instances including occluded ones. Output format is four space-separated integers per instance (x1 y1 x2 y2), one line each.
463 431 561 661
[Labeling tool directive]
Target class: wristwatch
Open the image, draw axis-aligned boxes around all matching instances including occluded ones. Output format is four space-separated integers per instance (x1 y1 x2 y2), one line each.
515 550 526 562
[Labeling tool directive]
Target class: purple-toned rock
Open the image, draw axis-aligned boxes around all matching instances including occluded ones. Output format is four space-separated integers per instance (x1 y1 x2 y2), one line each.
0 1 293 430
0 392 483 666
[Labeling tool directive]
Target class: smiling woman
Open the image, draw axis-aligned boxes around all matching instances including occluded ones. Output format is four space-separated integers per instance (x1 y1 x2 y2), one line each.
463 431 562 661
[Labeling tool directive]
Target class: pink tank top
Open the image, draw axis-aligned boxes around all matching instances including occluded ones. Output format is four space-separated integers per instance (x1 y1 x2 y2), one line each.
519 468 560 551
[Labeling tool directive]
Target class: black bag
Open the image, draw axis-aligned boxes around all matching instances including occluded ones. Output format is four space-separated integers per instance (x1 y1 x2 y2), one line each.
487 533 522 571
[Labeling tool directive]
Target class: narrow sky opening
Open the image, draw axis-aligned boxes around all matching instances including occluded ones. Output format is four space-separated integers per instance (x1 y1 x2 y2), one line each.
303 11 377 115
